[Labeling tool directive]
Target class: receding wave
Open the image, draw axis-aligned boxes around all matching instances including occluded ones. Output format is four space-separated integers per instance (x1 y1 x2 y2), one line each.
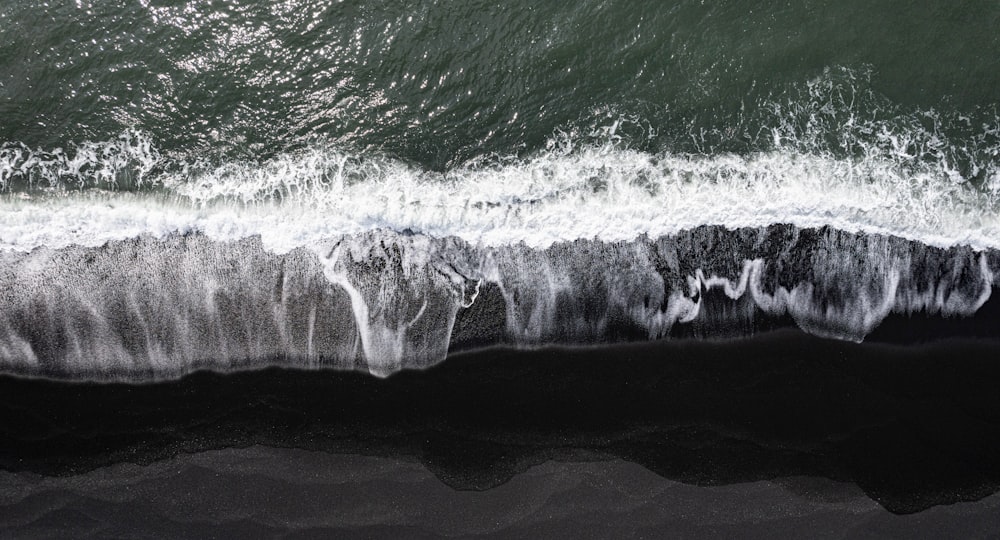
0 226 995 379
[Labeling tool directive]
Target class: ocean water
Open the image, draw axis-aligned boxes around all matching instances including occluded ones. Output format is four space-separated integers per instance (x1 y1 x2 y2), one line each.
2 1 1000 379
2 0 1000 252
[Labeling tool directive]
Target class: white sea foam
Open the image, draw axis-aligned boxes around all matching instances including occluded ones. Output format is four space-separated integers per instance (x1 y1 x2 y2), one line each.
1 137 999 253
0 130 160 190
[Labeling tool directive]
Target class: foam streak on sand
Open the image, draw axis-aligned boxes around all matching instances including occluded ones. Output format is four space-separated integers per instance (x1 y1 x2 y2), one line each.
0 227 994 379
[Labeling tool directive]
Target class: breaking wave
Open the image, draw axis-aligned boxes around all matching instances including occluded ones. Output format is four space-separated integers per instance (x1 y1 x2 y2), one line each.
3 68 1000 253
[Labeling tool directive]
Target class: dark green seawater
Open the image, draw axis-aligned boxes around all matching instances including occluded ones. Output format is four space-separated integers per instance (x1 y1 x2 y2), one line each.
2 0 999 168
1 1 1000 250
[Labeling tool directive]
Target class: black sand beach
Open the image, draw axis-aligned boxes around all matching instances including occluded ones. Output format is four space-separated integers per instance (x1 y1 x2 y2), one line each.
3 327 999 530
